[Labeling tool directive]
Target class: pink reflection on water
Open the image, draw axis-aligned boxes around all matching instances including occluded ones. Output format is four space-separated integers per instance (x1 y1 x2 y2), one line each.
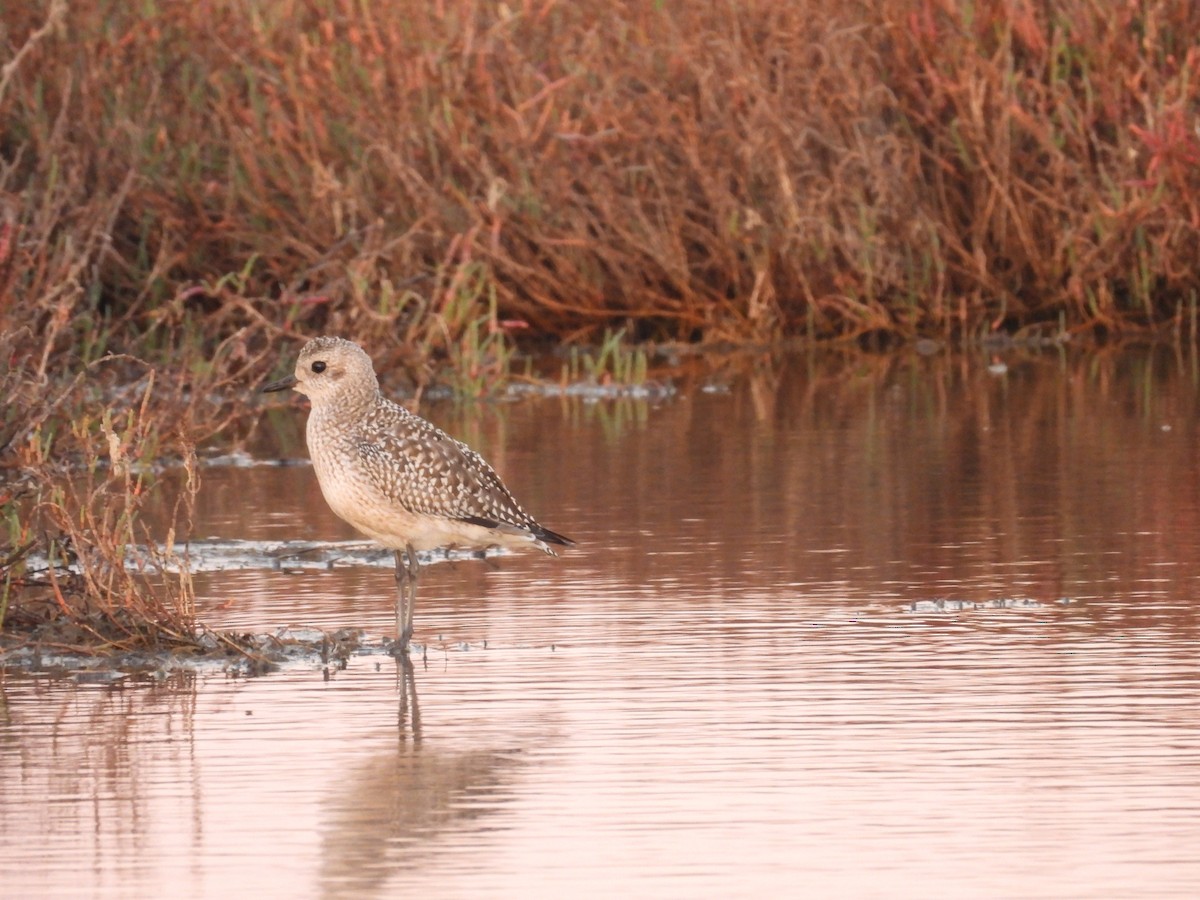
5 350 1200 896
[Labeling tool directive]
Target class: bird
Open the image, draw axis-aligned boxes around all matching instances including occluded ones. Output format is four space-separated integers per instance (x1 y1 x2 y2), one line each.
261 336 572 654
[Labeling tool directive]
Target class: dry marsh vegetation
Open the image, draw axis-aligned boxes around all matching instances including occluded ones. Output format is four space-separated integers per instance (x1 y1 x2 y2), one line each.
2 0 1199 648
4 0 1199 354
0 330 247 656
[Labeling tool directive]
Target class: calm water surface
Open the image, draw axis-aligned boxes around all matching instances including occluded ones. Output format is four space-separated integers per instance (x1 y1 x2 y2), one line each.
4 349 1200 898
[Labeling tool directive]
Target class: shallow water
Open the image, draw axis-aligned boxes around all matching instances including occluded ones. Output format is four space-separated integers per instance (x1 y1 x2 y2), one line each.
5 348 1200 897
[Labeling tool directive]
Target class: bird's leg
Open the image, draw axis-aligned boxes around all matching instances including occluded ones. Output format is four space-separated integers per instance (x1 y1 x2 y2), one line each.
402 542 419 645
392 548 413 655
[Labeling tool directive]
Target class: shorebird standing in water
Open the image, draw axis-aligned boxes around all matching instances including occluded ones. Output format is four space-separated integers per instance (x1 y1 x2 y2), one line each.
262 336 572 654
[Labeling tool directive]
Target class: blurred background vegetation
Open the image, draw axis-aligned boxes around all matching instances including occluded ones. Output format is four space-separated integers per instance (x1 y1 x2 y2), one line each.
4 0 1199 374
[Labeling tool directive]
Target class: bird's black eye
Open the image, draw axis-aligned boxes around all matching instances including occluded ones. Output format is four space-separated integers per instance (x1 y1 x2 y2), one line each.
311 360 326 374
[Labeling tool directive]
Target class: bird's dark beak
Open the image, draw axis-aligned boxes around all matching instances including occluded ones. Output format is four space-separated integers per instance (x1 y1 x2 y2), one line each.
261 374 298 393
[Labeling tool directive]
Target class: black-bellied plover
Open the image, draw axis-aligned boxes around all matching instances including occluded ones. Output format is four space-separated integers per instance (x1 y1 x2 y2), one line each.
262 336 572 654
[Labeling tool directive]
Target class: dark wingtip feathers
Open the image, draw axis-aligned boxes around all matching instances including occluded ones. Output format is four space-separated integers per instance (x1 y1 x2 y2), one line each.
535 526 574 547
456 516 574 547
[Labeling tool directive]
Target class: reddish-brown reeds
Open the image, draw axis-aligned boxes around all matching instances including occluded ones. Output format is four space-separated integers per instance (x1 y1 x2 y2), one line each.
3 0 1199 359
0 330 251 649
